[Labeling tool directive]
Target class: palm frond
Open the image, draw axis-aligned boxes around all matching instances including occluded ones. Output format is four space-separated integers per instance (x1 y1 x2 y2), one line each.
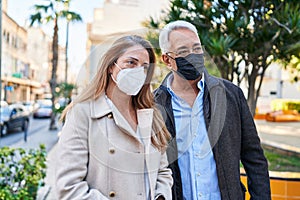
29 13 42 26
60 10 82 22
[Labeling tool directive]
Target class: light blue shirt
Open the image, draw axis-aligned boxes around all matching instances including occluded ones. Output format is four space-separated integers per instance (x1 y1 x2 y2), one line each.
167 75 221 200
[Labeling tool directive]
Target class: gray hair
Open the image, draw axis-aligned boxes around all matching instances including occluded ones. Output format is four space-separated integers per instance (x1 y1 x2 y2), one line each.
159 20 199 54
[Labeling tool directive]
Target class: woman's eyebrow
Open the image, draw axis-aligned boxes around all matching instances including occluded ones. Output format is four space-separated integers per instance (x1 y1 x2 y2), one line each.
126 56 149 65
125 56 139 61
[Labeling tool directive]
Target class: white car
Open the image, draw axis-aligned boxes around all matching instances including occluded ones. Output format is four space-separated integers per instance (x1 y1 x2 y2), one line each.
33 100 53 118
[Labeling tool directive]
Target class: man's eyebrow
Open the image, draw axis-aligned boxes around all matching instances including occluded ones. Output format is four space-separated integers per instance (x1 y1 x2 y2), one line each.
176 46 189 50
193 43 202 47
176 43 201 50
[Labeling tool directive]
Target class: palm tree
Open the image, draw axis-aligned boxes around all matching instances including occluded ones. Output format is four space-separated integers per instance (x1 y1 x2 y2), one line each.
30 0 82 130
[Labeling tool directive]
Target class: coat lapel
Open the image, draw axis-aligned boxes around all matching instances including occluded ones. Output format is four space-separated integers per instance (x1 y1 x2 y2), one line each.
90 95 139 141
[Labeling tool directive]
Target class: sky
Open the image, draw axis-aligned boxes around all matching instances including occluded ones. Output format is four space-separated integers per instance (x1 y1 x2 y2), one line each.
7 0 104 71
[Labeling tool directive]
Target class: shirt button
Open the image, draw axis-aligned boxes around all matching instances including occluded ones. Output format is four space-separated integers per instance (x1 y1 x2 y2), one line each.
109 148 115 154
198 193 202 197
109 191 116 197
193 133 197 137
107 113 113 118
197 172 201 176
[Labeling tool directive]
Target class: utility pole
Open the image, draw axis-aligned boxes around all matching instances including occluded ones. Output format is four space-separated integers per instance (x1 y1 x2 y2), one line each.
0 0 2 138
65 19 69 83
64 1 70 84
0 0 2 102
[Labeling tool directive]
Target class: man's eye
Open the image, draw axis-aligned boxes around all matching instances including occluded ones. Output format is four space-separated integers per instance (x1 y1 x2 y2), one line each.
193 47 202 53
178 50 189 56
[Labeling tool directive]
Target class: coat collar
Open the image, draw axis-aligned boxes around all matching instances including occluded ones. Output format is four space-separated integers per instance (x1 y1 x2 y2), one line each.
90 94 154 142
156 69 227 146
90 94 112 119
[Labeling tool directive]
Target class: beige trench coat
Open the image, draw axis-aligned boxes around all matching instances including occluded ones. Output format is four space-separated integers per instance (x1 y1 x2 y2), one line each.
55 95 173 200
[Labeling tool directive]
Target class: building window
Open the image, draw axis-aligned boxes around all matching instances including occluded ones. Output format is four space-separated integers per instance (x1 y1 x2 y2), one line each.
7 32 10 44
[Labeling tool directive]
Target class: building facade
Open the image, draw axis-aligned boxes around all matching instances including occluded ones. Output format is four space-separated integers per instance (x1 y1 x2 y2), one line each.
1 0 66 103
81 0 169 90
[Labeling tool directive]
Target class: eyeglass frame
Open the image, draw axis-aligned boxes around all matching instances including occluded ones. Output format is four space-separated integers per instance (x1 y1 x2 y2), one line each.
166 45 204 59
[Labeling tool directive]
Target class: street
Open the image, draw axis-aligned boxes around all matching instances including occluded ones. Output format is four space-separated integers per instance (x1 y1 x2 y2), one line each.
0 116 60 151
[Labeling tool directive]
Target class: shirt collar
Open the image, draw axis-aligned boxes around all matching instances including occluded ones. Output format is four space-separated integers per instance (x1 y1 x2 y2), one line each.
166 73 205 97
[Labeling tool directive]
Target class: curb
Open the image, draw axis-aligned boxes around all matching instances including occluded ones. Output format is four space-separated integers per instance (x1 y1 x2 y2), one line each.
261 140 300 158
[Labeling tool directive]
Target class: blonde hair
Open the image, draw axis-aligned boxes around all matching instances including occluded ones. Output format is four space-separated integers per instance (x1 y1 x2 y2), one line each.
61 35 170 150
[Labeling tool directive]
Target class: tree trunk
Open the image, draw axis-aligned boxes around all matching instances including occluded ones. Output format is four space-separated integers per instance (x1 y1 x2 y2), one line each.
49 17 59 130
247 79 257 117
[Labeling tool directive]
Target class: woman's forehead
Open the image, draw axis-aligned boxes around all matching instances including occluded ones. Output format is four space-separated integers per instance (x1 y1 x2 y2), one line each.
120 45 149 62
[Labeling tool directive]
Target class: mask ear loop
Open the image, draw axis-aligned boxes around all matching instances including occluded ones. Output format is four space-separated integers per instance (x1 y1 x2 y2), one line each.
114 62 123 70
110 62 122 84
165 53 176 71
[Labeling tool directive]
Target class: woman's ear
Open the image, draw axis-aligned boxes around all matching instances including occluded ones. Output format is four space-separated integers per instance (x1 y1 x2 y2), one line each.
108 65 114 74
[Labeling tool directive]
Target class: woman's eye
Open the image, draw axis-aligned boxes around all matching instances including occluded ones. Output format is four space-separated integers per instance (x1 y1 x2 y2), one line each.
126 60 137 67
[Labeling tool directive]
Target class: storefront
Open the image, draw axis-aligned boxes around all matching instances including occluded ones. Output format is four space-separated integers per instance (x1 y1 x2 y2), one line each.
1 76 44 103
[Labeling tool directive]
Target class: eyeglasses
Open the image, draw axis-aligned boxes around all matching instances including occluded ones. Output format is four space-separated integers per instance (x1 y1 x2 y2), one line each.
167 45 204 58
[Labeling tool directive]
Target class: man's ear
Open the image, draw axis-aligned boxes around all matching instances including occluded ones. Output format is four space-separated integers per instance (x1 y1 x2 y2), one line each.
161 54 171 65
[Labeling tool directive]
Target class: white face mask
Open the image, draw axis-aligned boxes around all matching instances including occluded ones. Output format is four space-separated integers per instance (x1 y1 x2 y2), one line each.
111 63 147 95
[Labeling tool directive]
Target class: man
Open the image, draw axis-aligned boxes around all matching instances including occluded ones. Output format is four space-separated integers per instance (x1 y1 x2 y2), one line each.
154 20 271 199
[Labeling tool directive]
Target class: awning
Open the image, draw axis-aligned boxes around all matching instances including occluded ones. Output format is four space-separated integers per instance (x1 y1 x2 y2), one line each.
1 76 42 88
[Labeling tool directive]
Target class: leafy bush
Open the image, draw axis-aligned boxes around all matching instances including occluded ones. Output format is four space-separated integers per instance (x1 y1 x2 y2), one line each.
0 145 47 200
271 99 300 112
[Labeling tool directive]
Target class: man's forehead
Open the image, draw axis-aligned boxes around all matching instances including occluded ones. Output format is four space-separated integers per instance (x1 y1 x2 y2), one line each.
168 29 200 48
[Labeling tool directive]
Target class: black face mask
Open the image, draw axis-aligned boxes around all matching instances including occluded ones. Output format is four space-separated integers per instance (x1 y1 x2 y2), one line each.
175 53 205 80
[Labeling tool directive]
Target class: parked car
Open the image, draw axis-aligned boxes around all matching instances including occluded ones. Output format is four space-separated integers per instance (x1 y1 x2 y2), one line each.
0 104 30 136
33 100 53 118
1 100 8 107
23 101 39 114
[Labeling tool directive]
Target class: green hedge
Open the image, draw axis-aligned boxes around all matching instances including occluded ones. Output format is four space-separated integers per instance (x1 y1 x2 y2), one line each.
271 99 300 112
0 145 47 200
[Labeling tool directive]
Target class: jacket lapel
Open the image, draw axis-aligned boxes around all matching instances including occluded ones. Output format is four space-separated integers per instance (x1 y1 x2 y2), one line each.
90 95 139 141
90 95 111 119
137 108 156 200
204 70 227 148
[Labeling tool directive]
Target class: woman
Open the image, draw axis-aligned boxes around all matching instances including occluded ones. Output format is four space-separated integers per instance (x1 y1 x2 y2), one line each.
55 35 172 200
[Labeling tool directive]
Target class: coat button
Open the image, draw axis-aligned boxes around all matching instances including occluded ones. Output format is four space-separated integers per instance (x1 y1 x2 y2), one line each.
107 113 113 118
109 148 115 154
109 191 116 197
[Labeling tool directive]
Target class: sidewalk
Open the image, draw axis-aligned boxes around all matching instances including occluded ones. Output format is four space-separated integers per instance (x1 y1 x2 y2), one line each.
10 126 59 152
255 119 300 156
37 143 59 200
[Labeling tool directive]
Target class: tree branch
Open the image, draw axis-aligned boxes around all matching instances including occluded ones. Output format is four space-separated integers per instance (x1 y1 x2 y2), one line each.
271 17 292 34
